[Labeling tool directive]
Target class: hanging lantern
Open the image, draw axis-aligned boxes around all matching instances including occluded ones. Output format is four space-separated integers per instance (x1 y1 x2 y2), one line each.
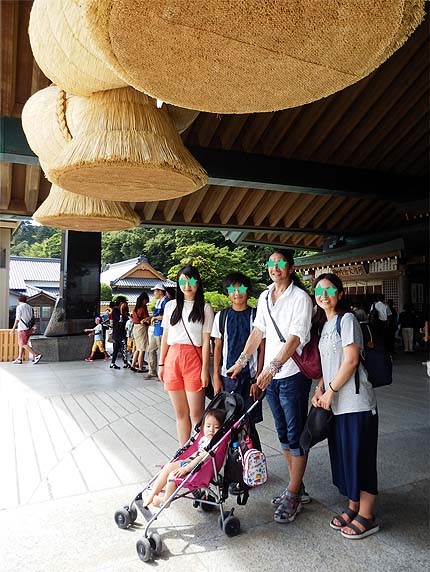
33 185 140 232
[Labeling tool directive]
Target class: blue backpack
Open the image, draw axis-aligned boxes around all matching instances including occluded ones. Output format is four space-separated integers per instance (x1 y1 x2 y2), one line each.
336 313 392 393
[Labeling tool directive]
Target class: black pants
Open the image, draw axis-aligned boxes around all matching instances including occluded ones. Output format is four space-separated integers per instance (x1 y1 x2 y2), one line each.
112 338 127 365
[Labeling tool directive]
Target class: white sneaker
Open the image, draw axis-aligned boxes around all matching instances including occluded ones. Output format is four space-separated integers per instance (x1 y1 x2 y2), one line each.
12 358 22 364
33 354 43 365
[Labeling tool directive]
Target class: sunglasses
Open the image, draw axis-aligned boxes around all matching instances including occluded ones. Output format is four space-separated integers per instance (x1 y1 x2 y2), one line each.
314 285 338 296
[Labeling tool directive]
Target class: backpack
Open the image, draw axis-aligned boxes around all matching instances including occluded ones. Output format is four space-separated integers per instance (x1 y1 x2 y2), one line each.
265 292 322 379
240 446 268 487
336 313 392 391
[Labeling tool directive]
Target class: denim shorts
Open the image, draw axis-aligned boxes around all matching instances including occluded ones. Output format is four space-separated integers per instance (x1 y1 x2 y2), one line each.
266 371 311 457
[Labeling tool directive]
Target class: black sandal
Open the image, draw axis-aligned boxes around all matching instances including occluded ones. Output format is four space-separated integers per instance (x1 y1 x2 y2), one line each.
340 514 379 540
330 507 358 530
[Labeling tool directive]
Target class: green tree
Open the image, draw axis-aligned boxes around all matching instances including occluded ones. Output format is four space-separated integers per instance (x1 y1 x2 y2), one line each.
100 283 112 301
167 241 267 293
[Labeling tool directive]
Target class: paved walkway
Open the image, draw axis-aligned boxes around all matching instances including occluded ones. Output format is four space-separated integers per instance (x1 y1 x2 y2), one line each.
0 354 429 572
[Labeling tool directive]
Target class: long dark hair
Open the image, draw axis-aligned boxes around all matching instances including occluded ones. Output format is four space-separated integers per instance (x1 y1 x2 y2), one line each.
313 273 351 328
171 265 205 325
272 249 310 296
135 292 149 312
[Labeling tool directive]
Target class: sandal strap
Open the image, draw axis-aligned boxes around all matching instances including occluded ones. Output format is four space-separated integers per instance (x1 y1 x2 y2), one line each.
354 514 375 529
344 507 358 520
343 522 363 536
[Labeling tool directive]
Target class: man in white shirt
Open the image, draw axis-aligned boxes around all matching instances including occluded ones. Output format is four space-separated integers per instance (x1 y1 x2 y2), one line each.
10 294 43 364
228 250 312 525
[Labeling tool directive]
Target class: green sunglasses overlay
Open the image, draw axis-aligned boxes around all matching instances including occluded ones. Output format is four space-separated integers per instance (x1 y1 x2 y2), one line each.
179 277 198 287
315 285 338 296
227 284 248 294
267 259 287 269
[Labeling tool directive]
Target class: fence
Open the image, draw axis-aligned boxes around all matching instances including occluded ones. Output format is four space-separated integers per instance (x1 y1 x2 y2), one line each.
0 330 28 362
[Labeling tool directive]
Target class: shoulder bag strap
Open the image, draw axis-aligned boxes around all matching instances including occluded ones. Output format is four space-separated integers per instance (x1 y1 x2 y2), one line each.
265 292 286 343
181 317 203 365
336 313 360 394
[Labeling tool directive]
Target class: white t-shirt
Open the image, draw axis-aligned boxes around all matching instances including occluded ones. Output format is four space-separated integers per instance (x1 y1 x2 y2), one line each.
211 309 258 377
15 302 34 331
162 300 214 346
253 282 313 379
319 313 376 415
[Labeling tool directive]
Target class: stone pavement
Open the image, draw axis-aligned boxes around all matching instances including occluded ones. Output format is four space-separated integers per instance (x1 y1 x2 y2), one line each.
0 354 429 572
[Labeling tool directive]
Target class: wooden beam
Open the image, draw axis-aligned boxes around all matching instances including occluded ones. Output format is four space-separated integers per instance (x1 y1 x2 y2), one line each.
218 187 248 224
253 191 283 226
181 185 208 222
0 1 18 116
142 201 159 221
201 186 230 223
0 163 12 209
24 165 40 212
163 197 182 222
235 189 266 225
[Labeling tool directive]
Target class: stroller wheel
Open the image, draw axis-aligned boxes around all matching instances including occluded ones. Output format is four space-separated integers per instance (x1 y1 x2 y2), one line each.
223 515 241 537
136 537 153 562
201 494 216 512
128 505 138 523
148 532 163 556
218 511 230 530
114 508 131 529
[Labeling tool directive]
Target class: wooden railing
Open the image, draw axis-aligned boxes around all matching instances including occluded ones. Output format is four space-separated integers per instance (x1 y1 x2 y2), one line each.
0 330 28 362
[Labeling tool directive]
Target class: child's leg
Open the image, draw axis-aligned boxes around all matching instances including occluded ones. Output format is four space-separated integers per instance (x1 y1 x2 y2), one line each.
144 461 180 506
153 470 179 507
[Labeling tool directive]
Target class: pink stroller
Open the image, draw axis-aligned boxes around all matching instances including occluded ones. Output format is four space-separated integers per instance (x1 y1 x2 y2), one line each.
114 391 264 563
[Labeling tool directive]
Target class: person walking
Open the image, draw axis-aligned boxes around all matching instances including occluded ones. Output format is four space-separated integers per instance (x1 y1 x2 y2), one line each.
312 273 379 540
145 283 168 379
398 303 416 353
10 294 43 364
83 317 110 361
158 266 214 446
227 249 313 524
109 296 129 370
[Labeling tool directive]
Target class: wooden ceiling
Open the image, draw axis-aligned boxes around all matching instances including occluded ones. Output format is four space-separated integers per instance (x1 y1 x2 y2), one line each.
1 0 428 251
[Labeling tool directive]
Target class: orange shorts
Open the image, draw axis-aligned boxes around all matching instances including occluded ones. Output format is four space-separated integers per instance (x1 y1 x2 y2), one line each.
163 344 203 392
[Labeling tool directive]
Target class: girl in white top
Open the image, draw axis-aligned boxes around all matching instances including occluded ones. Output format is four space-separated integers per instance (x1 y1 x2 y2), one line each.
159 265 214 445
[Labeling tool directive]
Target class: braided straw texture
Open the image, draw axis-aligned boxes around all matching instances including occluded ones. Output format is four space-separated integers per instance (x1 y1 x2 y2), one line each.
82 0 426 113
33 185 140 232
29 0 125 96
22 86 71 170
47 87 208 202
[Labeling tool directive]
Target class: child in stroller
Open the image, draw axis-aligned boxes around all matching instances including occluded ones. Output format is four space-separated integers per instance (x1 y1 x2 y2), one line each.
114 391 265 563
143 408 226 508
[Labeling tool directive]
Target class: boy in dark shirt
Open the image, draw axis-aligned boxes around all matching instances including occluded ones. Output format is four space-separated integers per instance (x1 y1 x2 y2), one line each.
211 273 264 449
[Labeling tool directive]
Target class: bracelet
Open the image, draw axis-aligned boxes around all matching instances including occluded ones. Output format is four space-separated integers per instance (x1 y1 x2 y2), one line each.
268 359 283 376
158 364 164 367
314 385 324 392
236 352 250 367
329 382 338 393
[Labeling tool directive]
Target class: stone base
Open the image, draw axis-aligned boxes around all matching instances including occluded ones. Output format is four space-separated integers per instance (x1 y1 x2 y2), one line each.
30 334 92 362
